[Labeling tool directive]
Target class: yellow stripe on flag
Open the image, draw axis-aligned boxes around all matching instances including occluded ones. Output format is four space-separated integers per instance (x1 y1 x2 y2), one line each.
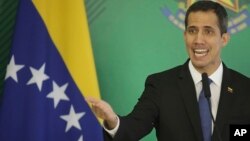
32 0 100 100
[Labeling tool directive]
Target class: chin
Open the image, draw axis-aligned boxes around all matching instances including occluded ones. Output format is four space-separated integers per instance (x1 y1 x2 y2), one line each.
190 59 207 68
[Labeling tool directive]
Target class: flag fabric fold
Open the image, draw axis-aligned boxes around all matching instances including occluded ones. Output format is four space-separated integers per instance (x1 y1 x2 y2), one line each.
0 0 103 140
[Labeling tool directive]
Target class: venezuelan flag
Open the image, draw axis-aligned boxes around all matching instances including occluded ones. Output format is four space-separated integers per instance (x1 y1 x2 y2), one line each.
0 0 103 140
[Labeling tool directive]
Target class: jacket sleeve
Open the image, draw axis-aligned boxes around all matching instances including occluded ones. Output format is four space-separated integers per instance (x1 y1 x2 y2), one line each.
104 75 161 141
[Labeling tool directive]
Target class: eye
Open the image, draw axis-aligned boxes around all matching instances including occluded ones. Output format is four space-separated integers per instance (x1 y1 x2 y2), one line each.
203 28 214 36
187 28 198 35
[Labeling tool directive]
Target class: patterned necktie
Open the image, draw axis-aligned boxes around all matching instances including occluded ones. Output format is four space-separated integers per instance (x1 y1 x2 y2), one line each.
199 79 212 141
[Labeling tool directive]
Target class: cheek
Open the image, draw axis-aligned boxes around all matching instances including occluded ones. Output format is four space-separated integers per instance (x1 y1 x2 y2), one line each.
210 43 222 56
184 37 192 47
186 41 194 53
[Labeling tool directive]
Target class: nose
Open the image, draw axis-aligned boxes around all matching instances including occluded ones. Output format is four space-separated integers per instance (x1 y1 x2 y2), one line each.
194 31 204 44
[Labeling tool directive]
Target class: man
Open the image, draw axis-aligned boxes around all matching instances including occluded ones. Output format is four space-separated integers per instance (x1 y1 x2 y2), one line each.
87 1 250 141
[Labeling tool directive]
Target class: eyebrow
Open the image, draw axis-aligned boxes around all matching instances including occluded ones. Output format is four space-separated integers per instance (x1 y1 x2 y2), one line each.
187 25 215 29
203 26 214 29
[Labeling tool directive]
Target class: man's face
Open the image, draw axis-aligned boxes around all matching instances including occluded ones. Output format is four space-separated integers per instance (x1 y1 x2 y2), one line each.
184 11 230 74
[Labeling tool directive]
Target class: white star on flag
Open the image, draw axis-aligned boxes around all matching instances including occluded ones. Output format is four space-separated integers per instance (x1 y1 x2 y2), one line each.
60 105 85 132
46 81 69 108
5 55 24 82
27 63 49 91
78 135 83 141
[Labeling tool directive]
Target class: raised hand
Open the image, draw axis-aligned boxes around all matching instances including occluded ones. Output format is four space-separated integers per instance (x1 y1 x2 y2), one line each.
86 97 118 129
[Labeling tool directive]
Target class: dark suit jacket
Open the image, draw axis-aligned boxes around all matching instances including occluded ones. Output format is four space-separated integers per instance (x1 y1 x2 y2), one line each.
104 60 250 141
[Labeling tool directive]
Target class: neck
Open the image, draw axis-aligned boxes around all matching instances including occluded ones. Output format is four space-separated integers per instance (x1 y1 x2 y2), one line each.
194 61 221 76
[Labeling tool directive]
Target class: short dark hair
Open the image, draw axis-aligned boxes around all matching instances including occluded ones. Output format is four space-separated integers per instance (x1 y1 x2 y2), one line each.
184 1 228 34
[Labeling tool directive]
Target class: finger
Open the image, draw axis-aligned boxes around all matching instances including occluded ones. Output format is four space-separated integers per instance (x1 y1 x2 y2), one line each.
85 96 96 103
92 106 106 119
86 97 103 108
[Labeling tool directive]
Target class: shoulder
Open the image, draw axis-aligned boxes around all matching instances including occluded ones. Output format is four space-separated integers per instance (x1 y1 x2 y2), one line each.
146 64 185 84
224 65 250 94
228 68 250 84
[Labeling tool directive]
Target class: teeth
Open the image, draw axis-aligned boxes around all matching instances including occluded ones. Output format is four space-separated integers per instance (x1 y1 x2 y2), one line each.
194 49 208 57
194 49 207 53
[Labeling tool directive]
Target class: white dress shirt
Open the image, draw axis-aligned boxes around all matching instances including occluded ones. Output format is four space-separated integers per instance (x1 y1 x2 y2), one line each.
188 60 223 131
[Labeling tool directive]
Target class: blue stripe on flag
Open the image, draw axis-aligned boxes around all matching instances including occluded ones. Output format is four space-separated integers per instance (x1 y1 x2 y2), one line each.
0 0 103 141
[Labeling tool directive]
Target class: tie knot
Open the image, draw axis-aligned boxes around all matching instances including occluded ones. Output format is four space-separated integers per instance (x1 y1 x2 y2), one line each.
200 78 212 85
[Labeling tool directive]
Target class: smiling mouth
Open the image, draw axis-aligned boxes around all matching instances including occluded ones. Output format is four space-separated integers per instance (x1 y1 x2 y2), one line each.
193 49 209 57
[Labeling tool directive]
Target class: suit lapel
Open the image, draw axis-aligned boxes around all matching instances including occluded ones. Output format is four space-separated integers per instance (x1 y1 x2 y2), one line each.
178 61 203 141
212 64 234 140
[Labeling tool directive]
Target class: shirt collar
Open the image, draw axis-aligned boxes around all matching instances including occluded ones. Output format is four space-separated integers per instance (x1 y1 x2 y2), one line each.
188 60 223 87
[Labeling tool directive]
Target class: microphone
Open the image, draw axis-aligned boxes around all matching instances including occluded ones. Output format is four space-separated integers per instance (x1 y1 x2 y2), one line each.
201 73 222 141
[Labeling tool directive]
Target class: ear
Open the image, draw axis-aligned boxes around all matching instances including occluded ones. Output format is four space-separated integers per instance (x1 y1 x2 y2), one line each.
221 32 230 47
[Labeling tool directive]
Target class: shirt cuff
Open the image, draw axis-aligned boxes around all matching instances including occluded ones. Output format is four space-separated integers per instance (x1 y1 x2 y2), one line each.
103 116 120 138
